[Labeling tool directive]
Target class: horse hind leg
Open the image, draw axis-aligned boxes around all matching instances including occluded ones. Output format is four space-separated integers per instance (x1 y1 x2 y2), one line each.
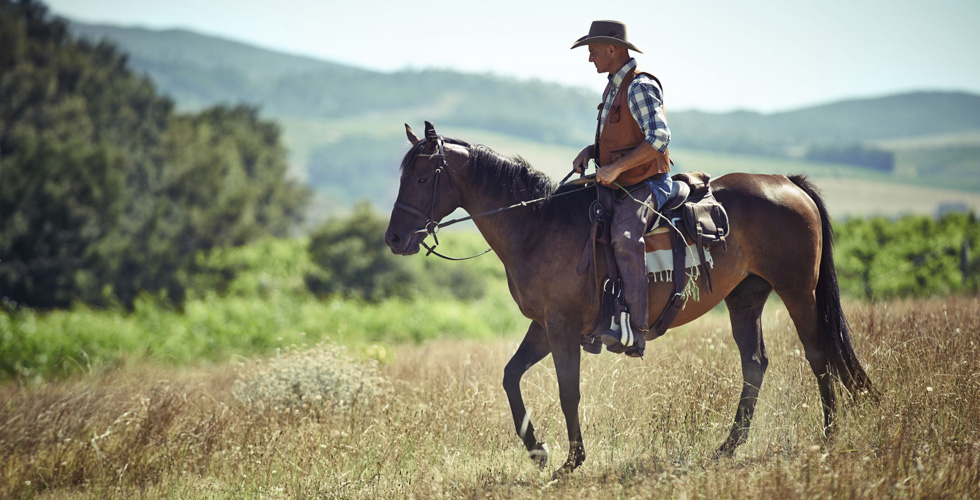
780 286 874 437
503 321 552 467
780 289 840 436
717 275 773 458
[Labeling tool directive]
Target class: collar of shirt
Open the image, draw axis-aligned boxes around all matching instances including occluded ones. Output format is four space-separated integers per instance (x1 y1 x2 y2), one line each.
606 58 638 97
599 58 638 133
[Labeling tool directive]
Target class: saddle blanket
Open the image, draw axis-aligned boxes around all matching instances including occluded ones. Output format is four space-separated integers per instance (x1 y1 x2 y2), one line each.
645 244 713 283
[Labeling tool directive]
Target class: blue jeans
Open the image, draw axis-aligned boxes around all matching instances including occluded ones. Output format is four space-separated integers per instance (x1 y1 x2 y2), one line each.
646 176 672 211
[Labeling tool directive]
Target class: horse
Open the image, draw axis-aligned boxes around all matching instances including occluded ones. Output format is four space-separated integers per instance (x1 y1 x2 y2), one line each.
384 122 874 476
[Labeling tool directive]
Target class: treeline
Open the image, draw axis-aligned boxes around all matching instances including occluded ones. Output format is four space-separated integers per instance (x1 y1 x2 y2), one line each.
805 144 894 172
834 212 979 299
0 0 309 309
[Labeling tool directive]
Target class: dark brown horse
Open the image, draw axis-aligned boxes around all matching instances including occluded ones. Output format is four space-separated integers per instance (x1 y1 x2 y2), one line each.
384 122 874 475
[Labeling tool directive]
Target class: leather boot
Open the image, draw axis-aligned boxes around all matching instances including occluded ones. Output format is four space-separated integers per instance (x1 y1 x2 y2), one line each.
599 257 649 357
611 223 650 357
596 183 653 357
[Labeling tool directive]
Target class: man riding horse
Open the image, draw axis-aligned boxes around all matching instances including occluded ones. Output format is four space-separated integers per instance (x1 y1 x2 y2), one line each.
571 20 674 358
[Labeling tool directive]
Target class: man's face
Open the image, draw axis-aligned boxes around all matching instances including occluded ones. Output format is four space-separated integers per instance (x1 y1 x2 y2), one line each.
588 44 616 74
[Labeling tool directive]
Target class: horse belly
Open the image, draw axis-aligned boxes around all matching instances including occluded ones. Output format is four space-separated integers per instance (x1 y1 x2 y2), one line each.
645 261 746 333
643 230 752 333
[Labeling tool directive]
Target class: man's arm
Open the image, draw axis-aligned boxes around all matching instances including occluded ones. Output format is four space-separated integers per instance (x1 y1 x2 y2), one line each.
595 141 665 186
628 77 670 154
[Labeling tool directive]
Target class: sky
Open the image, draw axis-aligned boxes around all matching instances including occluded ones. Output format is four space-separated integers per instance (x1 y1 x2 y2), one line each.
45 0 980 113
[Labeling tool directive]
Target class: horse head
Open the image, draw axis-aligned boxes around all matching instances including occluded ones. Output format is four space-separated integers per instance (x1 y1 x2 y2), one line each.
385 122 467 255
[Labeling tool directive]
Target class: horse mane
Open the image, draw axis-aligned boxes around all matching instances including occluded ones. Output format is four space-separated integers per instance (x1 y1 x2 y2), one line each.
399 136 594 225
466 144 594 225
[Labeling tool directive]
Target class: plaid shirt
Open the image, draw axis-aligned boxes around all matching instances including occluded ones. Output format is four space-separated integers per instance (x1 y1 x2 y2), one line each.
599 58 671 154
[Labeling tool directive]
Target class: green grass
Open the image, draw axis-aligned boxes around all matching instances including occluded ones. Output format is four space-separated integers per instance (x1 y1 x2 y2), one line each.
0 235 528 381
0 293 525 382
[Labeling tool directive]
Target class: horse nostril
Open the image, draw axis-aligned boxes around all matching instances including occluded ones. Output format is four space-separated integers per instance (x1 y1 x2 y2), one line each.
386 231 400 246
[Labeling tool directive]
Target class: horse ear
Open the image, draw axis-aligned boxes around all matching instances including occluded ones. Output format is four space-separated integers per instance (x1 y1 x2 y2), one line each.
424 121 437 140
405 123 422 145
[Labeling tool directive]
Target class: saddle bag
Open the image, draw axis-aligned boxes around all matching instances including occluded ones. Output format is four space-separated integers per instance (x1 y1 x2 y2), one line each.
672 172 730 249
681 194 729 248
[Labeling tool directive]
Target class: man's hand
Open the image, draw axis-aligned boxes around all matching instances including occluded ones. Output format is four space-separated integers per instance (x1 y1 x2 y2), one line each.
596 141 665 187
596 163 623 187
572 145 594 174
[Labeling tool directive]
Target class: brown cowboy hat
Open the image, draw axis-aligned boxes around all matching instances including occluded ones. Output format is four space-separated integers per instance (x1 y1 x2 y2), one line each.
570 20 643 53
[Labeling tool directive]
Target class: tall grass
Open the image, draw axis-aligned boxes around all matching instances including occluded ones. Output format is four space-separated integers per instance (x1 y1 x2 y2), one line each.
2 297 978 498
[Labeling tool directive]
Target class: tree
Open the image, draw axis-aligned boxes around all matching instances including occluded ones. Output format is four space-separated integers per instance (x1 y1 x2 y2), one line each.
306 202 489 302
306 202 419 301
0 0 309 309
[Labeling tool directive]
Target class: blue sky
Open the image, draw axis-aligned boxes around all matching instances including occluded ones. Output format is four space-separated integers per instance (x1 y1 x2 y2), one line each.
46 0 980 113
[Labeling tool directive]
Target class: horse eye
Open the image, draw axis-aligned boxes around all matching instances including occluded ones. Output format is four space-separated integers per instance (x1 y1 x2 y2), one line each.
418 177 428 184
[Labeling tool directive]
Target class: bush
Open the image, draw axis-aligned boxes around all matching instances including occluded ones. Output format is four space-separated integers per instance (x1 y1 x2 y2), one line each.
306 201 492 301
233 342 388 412
834 212 980 299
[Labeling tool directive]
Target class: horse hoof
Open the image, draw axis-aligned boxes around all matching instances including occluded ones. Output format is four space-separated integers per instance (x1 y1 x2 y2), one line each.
711 445 735 461
550 443 585 479
551 461 579 481
529 443 549 468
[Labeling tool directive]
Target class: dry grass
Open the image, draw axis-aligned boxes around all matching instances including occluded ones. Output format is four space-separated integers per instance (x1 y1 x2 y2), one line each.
2 297 979 499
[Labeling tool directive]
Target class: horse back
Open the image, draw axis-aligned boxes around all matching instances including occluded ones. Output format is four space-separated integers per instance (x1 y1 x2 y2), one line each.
711 173 824 288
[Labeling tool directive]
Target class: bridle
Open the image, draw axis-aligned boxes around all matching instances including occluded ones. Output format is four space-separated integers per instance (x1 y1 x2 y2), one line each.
392 135 486 260
391 136 451 235
392 134 594 261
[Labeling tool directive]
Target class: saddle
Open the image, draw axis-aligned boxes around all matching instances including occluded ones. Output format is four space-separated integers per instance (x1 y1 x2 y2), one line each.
578 171 730 354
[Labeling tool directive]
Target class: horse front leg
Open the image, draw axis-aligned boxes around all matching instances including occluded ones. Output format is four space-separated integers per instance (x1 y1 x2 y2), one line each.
717 275 773 457
503 321 552 467
549 325 586 476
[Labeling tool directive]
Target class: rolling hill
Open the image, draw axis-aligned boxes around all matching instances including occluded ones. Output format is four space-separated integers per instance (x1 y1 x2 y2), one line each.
64 20 980 219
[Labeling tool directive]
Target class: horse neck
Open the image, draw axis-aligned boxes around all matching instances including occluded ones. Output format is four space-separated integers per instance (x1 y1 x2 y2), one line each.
451 161 573 272
464 195 535 267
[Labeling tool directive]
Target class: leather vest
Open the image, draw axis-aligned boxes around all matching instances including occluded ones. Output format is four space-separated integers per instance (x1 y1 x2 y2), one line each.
595 67 671 186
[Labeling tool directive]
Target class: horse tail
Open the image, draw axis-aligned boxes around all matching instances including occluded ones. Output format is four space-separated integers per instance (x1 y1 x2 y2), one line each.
788 175 877 399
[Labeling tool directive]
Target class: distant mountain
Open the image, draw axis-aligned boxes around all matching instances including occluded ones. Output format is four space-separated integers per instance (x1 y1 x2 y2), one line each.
670 92 980 155
67 22 373 109
65 20 980 207
69 21 980 147
67 21 597 146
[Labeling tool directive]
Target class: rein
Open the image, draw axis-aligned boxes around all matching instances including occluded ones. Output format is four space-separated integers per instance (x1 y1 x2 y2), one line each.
393 136 594 261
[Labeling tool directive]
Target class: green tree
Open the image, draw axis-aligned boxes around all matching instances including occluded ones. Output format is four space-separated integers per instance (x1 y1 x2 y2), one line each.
306 202 489 302
835 212 979 300
0 0 309 309
306 202 419 301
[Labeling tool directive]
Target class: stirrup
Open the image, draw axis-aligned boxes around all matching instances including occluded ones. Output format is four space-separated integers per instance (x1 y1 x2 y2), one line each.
581 335 603 355
600 311 644 355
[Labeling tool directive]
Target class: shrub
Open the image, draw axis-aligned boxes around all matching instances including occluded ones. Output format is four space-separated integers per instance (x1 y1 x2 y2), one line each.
232 342 388 412
306 201 491 301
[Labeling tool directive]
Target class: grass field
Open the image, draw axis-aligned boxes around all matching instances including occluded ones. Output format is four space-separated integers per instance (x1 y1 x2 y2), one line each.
3 296 978 499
